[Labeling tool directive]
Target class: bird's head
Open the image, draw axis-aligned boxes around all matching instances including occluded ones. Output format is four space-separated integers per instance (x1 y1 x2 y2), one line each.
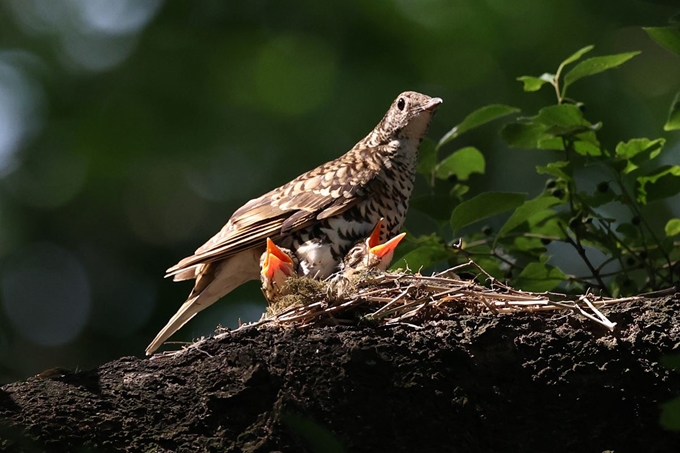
374 91 442 143
260 238 298 297
343 219 406 274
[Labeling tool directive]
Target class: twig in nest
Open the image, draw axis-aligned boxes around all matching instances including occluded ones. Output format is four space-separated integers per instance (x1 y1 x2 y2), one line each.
255 259 665 333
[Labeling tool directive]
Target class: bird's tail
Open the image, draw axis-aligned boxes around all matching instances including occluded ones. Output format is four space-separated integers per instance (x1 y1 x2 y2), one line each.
144 292 205 356
145 249 260 355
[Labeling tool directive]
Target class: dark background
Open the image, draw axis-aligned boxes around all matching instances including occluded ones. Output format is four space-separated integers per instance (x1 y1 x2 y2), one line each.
0 0 678 382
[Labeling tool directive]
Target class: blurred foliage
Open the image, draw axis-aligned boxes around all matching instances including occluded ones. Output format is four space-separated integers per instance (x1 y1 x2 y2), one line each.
396 45 680 297
0 0 679 381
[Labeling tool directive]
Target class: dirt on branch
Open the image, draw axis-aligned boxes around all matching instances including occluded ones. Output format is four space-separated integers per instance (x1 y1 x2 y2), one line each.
1 296 679 453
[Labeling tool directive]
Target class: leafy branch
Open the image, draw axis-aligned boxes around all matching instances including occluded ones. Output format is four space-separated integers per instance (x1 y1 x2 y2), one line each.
399 44 680 297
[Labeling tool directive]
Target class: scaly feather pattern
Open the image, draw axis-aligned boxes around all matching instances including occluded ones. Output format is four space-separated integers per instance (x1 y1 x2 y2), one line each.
147 91 441 354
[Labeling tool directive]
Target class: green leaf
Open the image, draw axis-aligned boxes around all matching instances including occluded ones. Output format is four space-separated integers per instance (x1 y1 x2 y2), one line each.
393 244 450 271
450 192 526 233
637 165 680 204
450 183 469 201
615 138 665 159
644 27 680 56
562 51 640 94
534 104 590 128
517 73 554 92
438 104 519 149
512 236 546 253
615 138 665 174
572 136 603 156
513 262 567 292
616 223 640 241
503 105 597 151
496 196 562 240
665 91 680 131
434 147 485 181
536 161 571 181
660 396 680 432
416 138 437 182
661 354 680 371
502 122 550 148
528 209 566 239
581 187 618 208
410 194 457 223
665 219 680 237
559 45 595 69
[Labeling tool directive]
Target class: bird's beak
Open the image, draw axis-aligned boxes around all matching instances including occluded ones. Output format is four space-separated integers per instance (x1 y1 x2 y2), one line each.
423 97 443 112
262 238 294 279
367 218 386 248
370 233 406 259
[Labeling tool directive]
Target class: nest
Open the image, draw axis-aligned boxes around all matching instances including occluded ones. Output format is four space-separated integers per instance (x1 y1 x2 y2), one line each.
258 260 663 331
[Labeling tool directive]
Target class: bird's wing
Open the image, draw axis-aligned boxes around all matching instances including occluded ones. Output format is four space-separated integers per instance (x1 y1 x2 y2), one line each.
165 146 386 277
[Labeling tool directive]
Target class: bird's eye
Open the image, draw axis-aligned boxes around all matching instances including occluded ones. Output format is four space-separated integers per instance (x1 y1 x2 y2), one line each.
397 97 406 111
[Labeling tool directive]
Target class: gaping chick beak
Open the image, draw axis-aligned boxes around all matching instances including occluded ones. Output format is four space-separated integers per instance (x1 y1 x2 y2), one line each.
370 233 406 259
367 218 386 249
262 238 295 280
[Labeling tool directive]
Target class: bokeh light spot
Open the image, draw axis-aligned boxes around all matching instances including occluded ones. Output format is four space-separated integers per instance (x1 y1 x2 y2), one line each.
76 0 163 35
1 243 91 347
5 148 88 209
0 57 43 177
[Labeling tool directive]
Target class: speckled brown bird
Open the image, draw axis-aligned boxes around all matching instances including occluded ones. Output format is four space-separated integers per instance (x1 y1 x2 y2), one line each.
146 91 442 355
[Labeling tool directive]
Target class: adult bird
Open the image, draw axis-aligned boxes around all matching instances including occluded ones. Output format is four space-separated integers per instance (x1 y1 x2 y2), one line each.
146 91 442 354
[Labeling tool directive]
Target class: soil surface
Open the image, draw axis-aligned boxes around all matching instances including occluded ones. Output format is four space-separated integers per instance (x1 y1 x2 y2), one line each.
1 296 679 453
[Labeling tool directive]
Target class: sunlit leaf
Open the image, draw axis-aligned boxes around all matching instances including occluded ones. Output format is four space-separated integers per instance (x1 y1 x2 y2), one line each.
474 256 505 280
438 104 519 149
517 73 554 92
558 45 595 69
536 161 571 181
497 196 562 240
450 192 526 233
435 147 485 181
534 104 590 128
513 236 546 253
665 91 680 131
615 138 665 159
450 183 470 201
615 138 665 174
644 27 680 56
562 51 640 94
664 219 680 237
513 262 567 292
528 209 566 239
572 137 603 156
